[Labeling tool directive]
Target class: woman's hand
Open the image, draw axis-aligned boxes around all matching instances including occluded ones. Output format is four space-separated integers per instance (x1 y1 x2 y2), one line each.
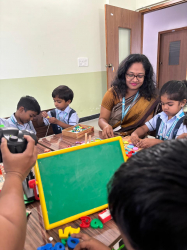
102 124 114 139
71 233 110 250
130 133 140 146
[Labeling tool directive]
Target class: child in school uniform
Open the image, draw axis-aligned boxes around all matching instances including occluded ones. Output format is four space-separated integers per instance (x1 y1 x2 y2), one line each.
130 80 187 148
0 96 41 134
42 85 79 134
72 140 187 250
177 114 187 139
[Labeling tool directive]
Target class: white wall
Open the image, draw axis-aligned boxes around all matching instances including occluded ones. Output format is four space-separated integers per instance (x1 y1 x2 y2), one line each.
109 0 136 10
0 0 106 79
143 2 187 75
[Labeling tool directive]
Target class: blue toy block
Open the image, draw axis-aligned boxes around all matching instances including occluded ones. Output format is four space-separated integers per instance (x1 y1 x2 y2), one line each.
37 243 53 250
67 236 80 250
53 242 65 250
127 145 134 149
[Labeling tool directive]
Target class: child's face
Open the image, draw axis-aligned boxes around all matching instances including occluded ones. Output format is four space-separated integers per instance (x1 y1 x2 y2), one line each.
161 94 186 118
19 108 38 124
53 97 71 111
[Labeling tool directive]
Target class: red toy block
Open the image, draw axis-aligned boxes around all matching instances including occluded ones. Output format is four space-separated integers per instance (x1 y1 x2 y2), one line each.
28 179 40 200
80 216 91 228
44 148 51 153
98 209 112 223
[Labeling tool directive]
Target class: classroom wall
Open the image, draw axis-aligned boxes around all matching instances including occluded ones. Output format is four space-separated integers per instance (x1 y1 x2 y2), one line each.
109 0 136 10
0 0 107 118
143 2 187 75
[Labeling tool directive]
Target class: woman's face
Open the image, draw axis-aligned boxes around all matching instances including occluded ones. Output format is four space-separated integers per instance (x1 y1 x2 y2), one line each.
125 62 145 91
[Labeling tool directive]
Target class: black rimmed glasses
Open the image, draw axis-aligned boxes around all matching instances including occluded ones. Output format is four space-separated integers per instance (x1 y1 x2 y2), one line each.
126 73 145 80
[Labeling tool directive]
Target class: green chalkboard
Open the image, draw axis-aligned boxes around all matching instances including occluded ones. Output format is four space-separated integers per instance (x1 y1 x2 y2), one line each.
36 137 126 229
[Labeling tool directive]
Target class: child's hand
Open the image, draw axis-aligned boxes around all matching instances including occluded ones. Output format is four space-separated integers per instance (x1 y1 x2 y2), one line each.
48 117 58 124
177 133 187 139
71 233 110 250
137 138 156 148
42 111 48 118
131 134 140 146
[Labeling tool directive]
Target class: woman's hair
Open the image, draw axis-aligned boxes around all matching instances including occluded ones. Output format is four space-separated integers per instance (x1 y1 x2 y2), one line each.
159 80 187 101
111 54 156 100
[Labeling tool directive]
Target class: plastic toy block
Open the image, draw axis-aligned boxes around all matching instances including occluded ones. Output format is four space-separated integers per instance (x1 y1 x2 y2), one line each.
98 209 112 223
37 243 53 250
123 141 129 144
67 236 80 250
127 145 134 149
28 179 40 200
133 147 138 151
90 218 103 229
53 242 65 250
59 226 80 239
80 216 91 228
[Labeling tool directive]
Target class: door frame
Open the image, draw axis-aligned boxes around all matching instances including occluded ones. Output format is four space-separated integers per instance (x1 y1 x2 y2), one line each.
156 26 187 87
140 0 187 53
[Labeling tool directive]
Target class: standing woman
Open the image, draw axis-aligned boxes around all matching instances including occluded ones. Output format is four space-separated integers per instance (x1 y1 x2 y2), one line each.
99 54 158 138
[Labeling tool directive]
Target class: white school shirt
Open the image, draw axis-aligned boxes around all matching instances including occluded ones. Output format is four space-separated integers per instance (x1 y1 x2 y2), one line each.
43 106 79 128
145 109 187 139
7 113 36 134
0 118 11 127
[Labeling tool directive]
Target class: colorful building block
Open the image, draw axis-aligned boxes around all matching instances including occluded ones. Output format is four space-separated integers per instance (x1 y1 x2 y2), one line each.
90 218 103 229
67 236 80 250
98 209 112 223
37 243 53 250
53 242 65 250
80 216 91 228
59 226 80 239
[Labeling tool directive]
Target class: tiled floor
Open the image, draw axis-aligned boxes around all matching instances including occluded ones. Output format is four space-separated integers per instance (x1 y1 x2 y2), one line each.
81 118 100 131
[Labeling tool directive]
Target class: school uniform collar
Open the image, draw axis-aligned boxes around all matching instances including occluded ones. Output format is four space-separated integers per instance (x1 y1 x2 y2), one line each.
56 106 70 115
11 113 19 124
160 109 184 123
11 113 31 126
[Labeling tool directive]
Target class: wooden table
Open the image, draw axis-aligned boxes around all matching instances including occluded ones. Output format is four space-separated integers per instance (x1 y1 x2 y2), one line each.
24 130 121 250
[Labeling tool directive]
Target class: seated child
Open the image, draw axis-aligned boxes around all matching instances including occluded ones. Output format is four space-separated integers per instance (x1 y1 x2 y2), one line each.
42 85 79 134
131 80 187 148
3 96 40 134
177 114 187 139
72 139 187 250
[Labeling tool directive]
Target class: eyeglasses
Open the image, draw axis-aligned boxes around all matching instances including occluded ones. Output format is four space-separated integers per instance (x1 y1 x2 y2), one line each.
126 73 145 80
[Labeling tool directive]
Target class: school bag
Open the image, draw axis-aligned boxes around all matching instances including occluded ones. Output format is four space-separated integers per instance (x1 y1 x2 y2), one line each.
50 108 76 134
155 116 185 140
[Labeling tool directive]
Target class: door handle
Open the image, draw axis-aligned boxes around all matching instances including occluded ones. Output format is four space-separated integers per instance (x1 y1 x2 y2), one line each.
105 64 113 68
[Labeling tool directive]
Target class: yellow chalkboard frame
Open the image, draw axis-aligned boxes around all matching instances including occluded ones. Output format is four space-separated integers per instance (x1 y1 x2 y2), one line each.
35 136 127 230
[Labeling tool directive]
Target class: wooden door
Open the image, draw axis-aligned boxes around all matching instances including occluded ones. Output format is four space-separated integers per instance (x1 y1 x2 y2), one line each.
105 5 142 89
158 27 187 89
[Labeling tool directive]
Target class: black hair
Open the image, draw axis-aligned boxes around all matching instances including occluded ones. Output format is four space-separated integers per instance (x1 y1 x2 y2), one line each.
111 54 157 101
52 85 74 102
17 96 41 114
159 80 187 101
184 114 187 126
108 139 187 250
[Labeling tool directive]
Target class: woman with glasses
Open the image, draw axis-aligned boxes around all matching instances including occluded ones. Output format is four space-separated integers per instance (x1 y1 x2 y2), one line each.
99 54 158 138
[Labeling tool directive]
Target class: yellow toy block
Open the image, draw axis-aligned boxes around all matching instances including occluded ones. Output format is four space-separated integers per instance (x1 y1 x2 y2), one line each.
59 226 80 239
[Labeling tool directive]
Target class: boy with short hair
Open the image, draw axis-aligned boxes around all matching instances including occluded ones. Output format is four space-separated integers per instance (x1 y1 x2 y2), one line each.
42 85 79 134
72 139 187 250
1 96 41 134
